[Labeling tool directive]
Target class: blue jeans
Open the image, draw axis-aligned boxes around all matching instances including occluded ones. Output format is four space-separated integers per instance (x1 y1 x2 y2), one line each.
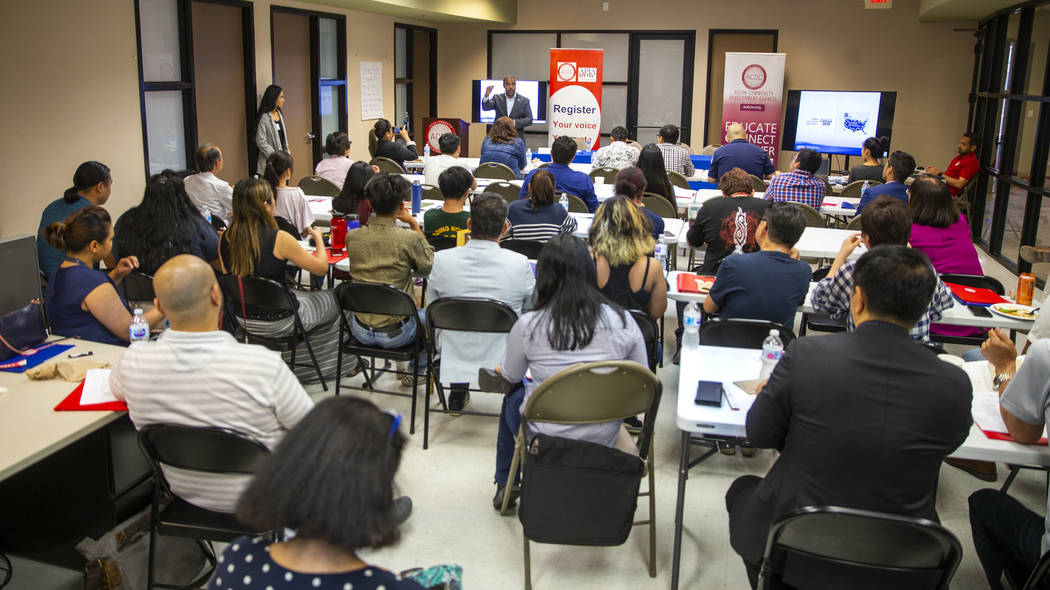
969 488 1047 589
962 348 985 362
349 310 427 369
494 384 525 486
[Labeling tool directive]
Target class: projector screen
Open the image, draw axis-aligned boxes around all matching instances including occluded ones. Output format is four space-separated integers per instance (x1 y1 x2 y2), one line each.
471 80 548 124
781 90 897 156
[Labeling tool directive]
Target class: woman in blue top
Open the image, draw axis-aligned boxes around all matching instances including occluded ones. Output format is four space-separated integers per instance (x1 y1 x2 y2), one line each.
480 116 527 177
44 206 165 345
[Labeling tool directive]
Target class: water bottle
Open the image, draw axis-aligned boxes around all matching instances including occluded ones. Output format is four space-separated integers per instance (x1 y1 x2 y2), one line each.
559 193 569 212
129 308 149 343
411 181 422 215
423 142 431 159
682 302 701 349
526 147 533 164
330 213 347 256
758 329 784 381
654 242 668 272
862 180 870 195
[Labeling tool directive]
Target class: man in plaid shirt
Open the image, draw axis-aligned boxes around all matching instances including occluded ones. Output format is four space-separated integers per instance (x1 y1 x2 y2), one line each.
656 124 695 177
812 196 953 341
765 149 827 208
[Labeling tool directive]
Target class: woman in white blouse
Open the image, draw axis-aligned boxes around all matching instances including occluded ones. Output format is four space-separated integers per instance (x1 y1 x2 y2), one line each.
263 151 314 237
315 131 353 189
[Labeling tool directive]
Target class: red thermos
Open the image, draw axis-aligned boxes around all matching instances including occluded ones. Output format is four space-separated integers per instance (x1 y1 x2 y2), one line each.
330 213 347 256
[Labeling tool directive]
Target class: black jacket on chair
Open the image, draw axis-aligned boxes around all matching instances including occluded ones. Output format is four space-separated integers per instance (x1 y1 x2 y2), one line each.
729 321 972 582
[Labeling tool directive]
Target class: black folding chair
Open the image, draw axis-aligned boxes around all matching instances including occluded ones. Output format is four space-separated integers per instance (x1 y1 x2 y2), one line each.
119 270 156 303
137 425 273 590
334 282 426 433
699 318 796 349
217 276 327 390
933 273 1007 346
799 267 847 336
628 309 659 372
758 506 963 590
1010 548 1050 590
423 297 518 449
500 239 544 259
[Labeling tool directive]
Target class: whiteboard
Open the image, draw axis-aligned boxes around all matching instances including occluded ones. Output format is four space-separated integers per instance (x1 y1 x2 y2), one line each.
360 61 383 120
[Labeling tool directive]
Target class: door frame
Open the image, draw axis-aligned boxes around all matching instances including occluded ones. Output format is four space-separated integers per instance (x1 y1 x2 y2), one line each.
626 31 697 145
395 23 438 137
703 29 778 147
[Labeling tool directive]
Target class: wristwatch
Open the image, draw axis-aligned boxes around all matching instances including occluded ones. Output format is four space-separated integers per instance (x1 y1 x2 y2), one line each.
993 372 1014 388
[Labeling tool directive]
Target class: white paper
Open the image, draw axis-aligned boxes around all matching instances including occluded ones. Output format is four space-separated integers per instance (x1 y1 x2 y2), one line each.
360 61 384 121
80 368 117 405
972 389 1009 434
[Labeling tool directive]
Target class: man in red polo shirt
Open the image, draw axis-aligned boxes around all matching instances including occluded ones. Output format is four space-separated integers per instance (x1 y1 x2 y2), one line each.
925 132 979 196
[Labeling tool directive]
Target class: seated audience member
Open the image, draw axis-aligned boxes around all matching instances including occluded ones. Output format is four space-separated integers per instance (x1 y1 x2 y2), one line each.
812 195 953 341
656 124 695 177
208 397 422 590
765 148 827 208
345 174 434 384
423 132 463 186
704 202 810 328
480 116 527 178
925 132 980 197
590 196 668 320
45 206 165 345
726 245 972 589
856 150 915 214
426 193 535 411
110 255 313 513
505 169 577 242
969 328 1050 590
38 161 113 278
314 131 353 189
184 143 233 223
848 136 889 184
113 171 220 275
592 125 640 169
333 161 378 224
369 118 417 172
686 167 770 274
708 123 774 183
264 151 315 236
220 178 351 382
490 235 648 510
614 166 665 240
423 166 473 242
637 143 677 209
519 135 599 213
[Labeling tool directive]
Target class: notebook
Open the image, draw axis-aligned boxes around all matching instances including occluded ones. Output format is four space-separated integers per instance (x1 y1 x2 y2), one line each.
676 273 715 294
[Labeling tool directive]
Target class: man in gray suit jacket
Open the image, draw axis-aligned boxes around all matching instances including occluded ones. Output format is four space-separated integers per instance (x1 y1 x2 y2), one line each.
482 76 533 133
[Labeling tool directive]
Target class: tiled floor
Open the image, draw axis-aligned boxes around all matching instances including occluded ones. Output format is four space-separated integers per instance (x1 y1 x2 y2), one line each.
6 245 1047 590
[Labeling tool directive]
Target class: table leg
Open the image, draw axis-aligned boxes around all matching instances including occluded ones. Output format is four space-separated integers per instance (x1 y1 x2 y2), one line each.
671 429 690 590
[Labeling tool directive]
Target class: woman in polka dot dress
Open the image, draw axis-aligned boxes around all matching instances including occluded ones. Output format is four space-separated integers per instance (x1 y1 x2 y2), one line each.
207 397 425 590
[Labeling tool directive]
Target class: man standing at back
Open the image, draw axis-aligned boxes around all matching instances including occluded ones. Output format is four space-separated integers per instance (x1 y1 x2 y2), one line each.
482 76 533 134
856 150 915 214
726 245 973 589
519 135 599 213
765 148 827 208
925 132 980 197
183 143 233 224
708 123 775 183
423 133 463 187
426 193 535 411
656 124 695 177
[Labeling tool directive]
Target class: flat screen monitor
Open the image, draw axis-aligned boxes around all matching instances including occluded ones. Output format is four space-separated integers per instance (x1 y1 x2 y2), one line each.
471 80 548 125
781 90 897 156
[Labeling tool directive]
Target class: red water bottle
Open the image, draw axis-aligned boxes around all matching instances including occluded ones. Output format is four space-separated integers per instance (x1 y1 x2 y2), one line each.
330 213 347 256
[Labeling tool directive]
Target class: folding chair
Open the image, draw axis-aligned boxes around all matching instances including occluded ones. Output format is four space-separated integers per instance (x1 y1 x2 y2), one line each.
642 193 678 219
668 170 690 190
560 192 589 213
1009 548 1050 590
137 425 273 590
120 270 156 304
421 184 442 200
799 267 847 336
784 201 826 228
370 156 405 174
699 317 796 349
589 166 618 184
750 174 768 193
297 175 339 196
485 181 521 205
500 239 544 259
840 180 882 199
423 297 518 449
628 309 659 372
475 162 517 180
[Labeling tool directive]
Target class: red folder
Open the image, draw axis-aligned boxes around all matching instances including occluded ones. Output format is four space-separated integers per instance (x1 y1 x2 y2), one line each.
54 382 128 412
676 273 715 294
980 429 1049 445
945 282 1009 306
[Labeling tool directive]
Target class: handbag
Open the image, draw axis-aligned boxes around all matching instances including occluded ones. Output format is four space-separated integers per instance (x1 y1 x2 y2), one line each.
0 301 48 362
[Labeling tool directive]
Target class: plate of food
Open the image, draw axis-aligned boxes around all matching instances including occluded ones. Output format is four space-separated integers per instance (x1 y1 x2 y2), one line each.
989 303 1039 321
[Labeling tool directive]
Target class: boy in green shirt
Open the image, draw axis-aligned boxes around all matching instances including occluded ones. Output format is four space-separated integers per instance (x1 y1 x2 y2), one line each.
423 166 474 242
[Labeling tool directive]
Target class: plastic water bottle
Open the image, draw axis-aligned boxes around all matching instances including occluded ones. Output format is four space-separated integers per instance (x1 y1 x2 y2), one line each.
559 194 569 212
862 180 870 194
129 308 149 343
682 302 701 349
423 142 431 158
526 147 533 164
654 242 668 272
758 329 784 381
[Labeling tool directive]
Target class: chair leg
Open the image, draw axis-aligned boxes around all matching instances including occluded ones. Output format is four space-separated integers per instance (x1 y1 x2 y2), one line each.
146 522 157 590
423 361 432 450
501 430 525 515
335 346 343 395
301 330 328 392
648 445 657 578
1002 465 1023 493
523 533 532 590
409 356 418 435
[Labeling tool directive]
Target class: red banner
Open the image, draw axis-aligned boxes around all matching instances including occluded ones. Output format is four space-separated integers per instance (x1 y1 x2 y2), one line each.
548 49 603 150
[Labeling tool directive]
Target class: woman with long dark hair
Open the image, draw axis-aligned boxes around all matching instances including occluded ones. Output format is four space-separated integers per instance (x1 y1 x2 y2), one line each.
332 161 378 224
368 118 417 172
113 171 219 275
479 116 527 177
45 206 166 345
504 169 577 242
637 143 675 208
590 196 668 320
37 161 113 277
489 234 648 509
264 151 314 236
848 136 889 183
254 84 289 176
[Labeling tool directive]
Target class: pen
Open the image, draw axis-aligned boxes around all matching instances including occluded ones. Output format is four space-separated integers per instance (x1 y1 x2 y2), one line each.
68 351 94 359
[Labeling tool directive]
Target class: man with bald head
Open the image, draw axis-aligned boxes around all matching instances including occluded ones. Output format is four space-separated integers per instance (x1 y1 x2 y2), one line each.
708 123 776 183
110 255 313 513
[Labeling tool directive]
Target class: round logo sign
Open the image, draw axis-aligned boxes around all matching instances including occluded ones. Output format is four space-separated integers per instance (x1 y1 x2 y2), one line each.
741 64 767 90
425 120 456 153
557 62 577 82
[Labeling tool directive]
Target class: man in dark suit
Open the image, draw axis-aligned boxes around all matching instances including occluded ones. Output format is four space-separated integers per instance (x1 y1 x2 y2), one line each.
725 245 973 589
482 76 533 133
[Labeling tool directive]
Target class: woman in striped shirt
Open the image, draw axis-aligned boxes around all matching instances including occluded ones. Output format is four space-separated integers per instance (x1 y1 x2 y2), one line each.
504 169 577 242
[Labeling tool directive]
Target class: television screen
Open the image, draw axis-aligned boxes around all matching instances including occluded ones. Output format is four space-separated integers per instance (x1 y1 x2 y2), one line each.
471 80 548 125
781 90 896 156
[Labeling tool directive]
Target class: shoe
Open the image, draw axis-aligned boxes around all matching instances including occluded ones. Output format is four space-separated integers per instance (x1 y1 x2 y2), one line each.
719 443 736 456
448 390 470 413
399 372 416 387
624 416 644 433
391 496 413 524
740 444 757 458
945 458 998 482
492 484 519 512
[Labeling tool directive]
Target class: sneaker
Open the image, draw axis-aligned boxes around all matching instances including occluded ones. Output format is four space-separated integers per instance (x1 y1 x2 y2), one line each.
624 416 644 433
448 390 470 413
719 443 736 456
740 444 757 458
399 372 416 387
492 484 519 512
392 496 413 524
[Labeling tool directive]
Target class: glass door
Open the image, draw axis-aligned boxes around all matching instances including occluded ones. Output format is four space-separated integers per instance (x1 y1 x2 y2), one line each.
627 33 695 146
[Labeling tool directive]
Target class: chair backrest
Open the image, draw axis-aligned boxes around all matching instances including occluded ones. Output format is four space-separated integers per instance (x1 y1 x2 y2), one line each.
589 166 619 184
641 194 677 219
474 161 517 180
427 236 459 252
121 270 156 302
699 318 796 349
537 162 550 169
420 184 442 200
750 174 768 193
138 424 270 488
840 180 882 199
500 238 545 259
485 181 520 204
823 176 835 196
370 156 405 174
667 170 690 190
784 201 825 228
561 193 588 213
218 275 297 321
700 144 720 156
426 297 518 335
812 266 833 282
334 281 419 317
940 273 1005 295
846 215 863 231
759 506 963 590
1021 547 1050 590
627 309 659 372
298 175 340 196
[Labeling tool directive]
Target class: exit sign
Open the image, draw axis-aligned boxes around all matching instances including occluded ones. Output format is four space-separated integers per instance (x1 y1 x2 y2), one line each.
865 0 892 8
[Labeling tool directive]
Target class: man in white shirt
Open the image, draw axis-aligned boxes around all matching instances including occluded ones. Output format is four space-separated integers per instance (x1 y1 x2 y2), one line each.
110 255 314 513
423 133 465 187
591 126 640 170
425 193 535 410
183 143 233 224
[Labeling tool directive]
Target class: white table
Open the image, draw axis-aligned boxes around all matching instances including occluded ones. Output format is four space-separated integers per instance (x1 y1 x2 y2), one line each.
676 226 862 260
820 197 860 218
